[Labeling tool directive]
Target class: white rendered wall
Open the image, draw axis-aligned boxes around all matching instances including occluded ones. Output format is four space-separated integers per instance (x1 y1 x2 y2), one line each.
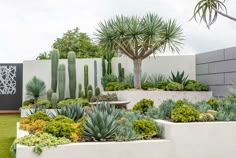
23 55 195 100
103 90 212 109
156 120 236 158
16 140 173 158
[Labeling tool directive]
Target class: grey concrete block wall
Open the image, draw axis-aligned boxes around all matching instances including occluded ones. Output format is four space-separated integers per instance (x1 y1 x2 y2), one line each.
196 46 236 97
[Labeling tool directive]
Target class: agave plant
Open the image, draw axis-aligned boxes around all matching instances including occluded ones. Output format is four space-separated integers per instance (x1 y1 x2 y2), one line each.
26 76 46 103
149 74 166 88
55 104 84 122
83 103 119 141
169 71 188 84
91 103 121 119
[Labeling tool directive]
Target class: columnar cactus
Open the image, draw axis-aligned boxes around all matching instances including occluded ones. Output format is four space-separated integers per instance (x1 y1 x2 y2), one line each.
58 64 65 101
51 93 58 108
94 60 98 90
102 57 106 77
121 68 125 82
78 83 82 98
87 90 93 102
50 49 59 92
118 63 122 82
84 65 89 98
68 51 76 99
87 84 93 92
95 87 100 96
47 89 53 101
107 61 112 75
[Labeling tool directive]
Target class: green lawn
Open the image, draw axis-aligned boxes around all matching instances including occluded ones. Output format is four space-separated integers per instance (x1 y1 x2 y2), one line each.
0 114 20 158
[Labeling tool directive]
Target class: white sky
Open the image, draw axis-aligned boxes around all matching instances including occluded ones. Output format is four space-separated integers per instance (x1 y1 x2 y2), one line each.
0 0 235 63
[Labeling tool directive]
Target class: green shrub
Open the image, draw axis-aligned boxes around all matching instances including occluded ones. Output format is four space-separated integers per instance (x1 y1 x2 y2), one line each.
207 97 218 110
57 98 89 108
133 98 154 114
28 111 50 122
175 99 192 108
142 82 154 90
37 99 51 109
171 105 200 122
166 82 184 91
157 80 170 90
22 99 34 107
43 121 74 139
133 119 159 138
199 111 215 122
115 111 145 141
105 82 129 91
52 115 74 123
10 133 70 155
184 80 197 91
194 82 209 91
101 74 118 89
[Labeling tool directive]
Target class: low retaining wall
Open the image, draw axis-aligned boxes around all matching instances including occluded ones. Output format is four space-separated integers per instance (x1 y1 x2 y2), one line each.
103 90 213 109
156 120 236 158
16 125 172 158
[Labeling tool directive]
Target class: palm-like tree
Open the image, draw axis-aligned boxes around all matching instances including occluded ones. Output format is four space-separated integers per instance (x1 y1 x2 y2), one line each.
192 0 236 28
95 13 184 89
26 76 46 103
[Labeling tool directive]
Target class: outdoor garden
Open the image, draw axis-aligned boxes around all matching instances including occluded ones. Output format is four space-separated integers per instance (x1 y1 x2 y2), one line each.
5 5 236 158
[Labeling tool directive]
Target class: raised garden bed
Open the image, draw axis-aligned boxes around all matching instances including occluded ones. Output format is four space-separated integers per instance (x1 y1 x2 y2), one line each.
103 90 212 109
156 120 236 158
16 126 172 158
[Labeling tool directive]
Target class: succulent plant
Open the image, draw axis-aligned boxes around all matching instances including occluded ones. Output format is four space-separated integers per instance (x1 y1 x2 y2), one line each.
46 89 53 102
83 103 119 141
56 104 84 122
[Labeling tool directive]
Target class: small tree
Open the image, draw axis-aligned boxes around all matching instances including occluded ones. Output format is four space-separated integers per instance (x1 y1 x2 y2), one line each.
192 0 236 28
52 27 102 58
96 13 183 89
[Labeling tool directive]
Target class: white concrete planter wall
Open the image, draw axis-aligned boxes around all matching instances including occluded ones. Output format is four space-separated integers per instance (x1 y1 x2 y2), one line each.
16 140 172 158
16 126 172 158
103 90 213 109
23 55 196 100
20 109 57 117
156 120 236 158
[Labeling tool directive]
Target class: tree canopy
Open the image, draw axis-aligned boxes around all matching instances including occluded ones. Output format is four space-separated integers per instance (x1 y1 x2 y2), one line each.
52 27 102 58
95 13 184 88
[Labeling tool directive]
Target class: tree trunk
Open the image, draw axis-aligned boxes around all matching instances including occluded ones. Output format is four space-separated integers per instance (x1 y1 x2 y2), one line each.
133 59 142 89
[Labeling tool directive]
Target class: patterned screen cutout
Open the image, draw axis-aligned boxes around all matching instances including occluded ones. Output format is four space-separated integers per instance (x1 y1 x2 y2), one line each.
0 66 16 95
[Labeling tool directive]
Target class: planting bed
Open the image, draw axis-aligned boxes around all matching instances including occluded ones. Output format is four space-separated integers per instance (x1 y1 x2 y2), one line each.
103 90 212 109
16 126 172 158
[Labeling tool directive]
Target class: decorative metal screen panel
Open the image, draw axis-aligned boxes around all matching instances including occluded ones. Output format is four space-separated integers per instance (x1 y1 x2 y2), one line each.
0 66 17 95
0 64 22 110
